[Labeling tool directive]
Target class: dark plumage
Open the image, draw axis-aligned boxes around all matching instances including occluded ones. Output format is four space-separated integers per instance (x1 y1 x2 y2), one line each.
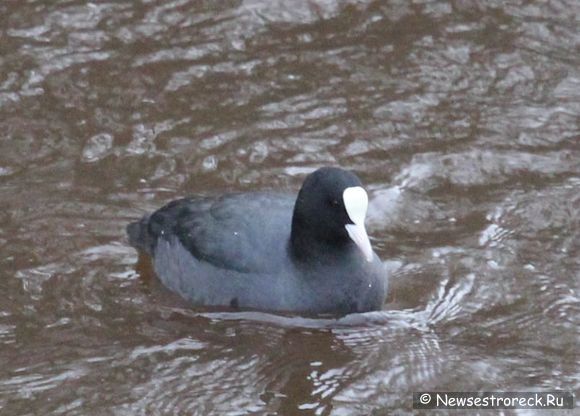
127 167 388 315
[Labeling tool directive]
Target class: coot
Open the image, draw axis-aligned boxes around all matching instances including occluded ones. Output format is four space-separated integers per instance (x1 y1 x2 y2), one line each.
127 167 387 315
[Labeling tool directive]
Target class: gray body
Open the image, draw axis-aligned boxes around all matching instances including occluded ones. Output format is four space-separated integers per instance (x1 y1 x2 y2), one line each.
127 172 388 316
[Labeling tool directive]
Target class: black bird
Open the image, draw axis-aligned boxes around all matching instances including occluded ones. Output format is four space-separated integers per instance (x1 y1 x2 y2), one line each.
127 167 388 315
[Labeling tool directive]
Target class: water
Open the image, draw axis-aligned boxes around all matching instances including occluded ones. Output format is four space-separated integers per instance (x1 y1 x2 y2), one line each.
1 0 579 414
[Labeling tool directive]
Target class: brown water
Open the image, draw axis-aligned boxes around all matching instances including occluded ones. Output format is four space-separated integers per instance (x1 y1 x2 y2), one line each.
1 0 579 414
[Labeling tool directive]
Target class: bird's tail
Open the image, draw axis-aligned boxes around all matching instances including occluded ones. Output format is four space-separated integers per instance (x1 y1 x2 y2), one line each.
126 216 155 255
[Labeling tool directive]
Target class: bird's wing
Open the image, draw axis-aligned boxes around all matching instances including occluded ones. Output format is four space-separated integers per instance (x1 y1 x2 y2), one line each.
146 193 294 273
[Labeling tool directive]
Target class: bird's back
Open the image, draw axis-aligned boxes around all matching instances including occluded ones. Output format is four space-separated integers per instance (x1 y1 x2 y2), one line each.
127 192 296 273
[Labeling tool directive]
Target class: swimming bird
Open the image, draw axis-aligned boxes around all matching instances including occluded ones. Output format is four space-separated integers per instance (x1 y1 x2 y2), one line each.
127 167 387 315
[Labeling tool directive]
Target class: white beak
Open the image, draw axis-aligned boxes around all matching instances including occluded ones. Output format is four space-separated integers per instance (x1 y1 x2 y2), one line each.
343 186 374 262
345 223 374 262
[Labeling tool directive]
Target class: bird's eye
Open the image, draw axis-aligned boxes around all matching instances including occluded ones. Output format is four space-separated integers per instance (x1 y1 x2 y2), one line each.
330 199 339 207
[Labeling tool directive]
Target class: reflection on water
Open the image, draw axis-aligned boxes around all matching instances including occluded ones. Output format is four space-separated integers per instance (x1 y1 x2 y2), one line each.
1 0 579 414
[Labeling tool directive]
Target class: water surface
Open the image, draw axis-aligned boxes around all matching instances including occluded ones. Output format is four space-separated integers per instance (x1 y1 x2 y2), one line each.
1 0 579 414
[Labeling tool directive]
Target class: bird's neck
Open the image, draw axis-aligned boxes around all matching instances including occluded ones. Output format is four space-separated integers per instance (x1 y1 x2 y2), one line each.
289 223 355 266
